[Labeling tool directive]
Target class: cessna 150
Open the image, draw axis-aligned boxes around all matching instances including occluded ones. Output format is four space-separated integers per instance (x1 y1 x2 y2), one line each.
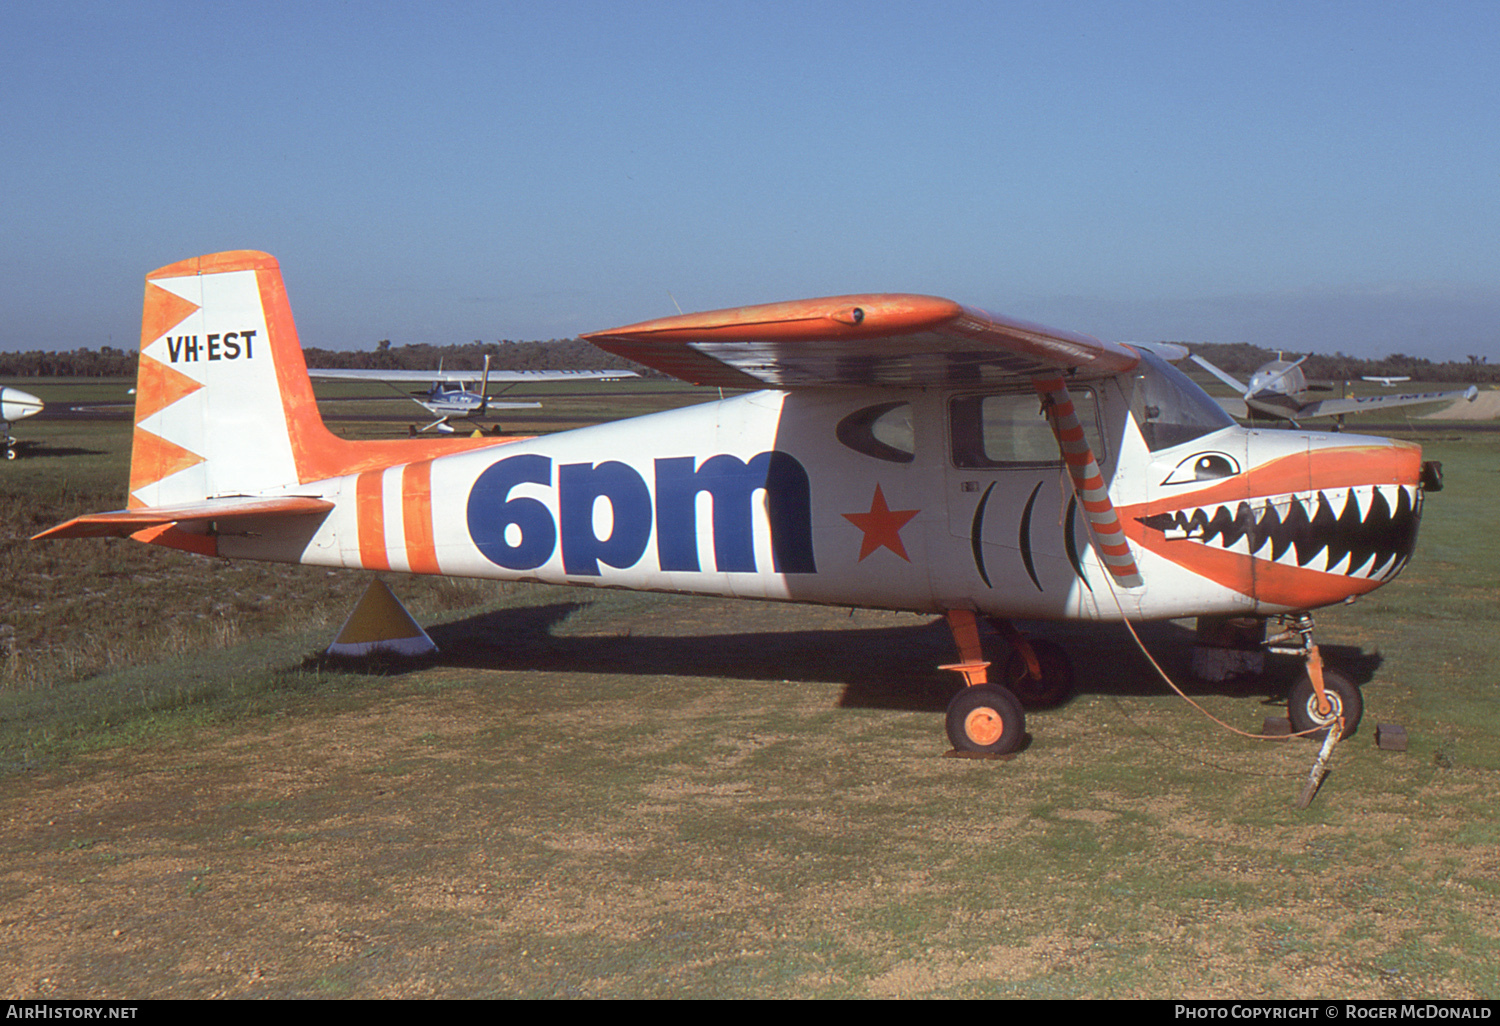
1190 352 1477 425
34 251 1440 756
308 358 632 435
2 384 44 460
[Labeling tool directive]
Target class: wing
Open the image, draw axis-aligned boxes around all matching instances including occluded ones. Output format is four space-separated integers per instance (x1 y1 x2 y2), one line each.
1187 353 1250 395
1290 385 1479 420
1129 341 1190 363
583 294 1139 388
309 369 634 383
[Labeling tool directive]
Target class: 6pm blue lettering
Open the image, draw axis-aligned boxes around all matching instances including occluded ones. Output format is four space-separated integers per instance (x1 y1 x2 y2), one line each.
466 452 817 576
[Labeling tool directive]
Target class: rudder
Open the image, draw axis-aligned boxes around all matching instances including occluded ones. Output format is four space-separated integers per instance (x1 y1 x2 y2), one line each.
130 251 319 507
127 251 515 513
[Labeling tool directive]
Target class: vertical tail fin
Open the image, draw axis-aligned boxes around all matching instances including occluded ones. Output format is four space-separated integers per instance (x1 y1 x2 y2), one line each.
129 251 503 510
130 251 317 507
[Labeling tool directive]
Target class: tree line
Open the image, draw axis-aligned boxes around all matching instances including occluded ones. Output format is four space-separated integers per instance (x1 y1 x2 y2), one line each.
0 339 652 379
302 339 649 376
1 337 1496 384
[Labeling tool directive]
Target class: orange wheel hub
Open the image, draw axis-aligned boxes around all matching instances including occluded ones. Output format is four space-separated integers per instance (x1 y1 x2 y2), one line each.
964 706 1005 747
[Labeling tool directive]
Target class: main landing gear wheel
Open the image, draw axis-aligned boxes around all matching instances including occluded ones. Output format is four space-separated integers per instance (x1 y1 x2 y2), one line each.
1287 668 1363 741
945 684 1026 755
1003 639 1075 709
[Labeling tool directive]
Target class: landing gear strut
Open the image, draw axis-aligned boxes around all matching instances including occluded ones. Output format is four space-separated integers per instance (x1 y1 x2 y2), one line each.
1268 613 1363 740
939 610 1032 755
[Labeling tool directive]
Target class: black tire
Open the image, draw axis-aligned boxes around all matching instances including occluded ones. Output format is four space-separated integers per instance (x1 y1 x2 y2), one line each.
1287 668 1363 740
945 684 1026 755
1003 639 1075 709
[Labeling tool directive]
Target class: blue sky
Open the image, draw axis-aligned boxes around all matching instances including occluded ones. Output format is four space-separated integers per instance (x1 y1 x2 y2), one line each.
4 1 1498 359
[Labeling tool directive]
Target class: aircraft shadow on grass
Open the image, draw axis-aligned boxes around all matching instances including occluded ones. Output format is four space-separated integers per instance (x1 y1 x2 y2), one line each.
7 442 108 460
328 602 1384 716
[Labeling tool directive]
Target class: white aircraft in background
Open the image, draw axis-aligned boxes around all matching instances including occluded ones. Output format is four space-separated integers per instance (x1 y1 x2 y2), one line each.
35 252 1446 757
1362 376 1411 387
1190 353 1476 425
309 357 633 434
2 385 44 460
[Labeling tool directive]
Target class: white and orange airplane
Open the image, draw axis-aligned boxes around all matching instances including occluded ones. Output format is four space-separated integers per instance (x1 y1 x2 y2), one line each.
1191 352 1477 424
34 251 1439 755
2 384 44 460
308 358 632 435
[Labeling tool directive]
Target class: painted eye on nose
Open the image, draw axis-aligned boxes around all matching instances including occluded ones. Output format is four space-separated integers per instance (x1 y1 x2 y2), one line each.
1162 451 1241 485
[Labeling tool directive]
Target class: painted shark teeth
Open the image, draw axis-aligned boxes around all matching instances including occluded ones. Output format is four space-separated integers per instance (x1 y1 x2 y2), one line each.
1137 484 1421 581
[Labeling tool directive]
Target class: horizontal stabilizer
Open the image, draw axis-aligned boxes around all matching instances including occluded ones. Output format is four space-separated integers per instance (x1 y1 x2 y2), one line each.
32 495 334 541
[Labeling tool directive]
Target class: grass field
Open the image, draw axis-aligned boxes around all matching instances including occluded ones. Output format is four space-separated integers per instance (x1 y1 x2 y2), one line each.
1 389 1497 998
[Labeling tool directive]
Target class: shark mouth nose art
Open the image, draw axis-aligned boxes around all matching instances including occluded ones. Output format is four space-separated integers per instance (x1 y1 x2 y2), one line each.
1117 444 1425 609
1136 483 1419 580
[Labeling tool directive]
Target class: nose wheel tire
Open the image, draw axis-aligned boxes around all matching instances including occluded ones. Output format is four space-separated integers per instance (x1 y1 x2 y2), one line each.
945 684 1026 755
1287 668 1362 741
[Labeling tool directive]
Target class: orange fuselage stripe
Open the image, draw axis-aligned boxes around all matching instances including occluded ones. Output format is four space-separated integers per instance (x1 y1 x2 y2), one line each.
356 470 390 571
402 461 439 575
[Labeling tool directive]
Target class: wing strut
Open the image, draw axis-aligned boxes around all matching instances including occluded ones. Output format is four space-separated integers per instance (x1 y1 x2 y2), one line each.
1032 375 1143 590
479 354 492 417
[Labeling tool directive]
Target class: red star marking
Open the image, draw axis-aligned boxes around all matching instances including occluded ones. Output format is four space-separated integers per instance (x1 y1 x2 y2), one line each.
842 484 920 562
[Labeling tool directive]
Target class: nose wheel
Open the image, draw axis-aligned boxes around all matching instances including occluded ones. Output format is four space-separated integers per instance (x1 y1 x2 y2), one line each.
1287 666 1362 740
1270 613 1365 741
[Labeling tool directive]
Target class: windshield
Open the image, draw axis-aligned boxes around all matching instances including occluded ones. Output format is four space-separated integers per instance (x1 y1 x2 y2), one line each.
1129 349 1236 451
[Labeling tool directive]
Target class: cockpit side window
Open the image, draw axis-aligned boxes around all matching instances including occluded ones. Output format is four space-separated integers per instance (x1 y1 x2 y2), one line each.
1130 349 1236 451
949 388 1105 469
836 401 915 463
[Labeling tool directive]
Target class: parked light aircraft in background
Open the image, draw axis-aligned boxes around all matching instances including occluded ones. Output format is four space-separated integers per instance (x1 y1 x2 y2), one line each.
309 357 632 434
1362 376 1411 387
34 252 1444 756
1190 352 1477 425
2 385 44 460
